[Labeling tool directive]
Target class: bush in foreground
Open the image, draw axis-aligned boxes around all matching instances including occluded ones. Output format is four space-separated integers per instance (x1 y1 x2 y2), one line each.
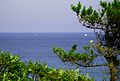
0 50 94 81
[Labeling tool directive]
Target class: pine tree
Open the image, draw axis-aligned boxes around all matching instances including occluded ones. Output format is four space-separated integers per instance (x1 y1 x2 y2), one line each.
53 0 120 81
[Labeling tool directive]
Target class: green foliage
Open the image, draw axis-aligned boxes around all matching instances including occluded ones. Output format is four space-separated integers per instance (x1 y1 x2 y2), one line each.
0 50 94 81
53 0 120 80
71 0 120 48
0 51 31 80
53 43 96 66
71 2 81 16
87 6 93 15
70 0 120 80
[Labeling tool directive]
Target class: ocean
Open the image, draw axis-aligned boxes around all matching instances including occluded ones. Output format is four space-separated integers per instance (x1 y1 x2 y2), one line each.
0 32 109 81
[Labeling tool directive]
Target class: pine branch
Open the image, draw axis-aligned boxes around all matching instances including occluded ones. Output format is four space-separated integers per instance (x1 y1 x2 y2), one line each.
73 61 108 67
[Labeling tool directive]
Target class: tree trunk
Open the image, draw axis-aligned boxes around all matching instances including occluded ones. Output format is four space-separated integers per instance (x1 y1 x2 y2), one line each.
109 62 117 81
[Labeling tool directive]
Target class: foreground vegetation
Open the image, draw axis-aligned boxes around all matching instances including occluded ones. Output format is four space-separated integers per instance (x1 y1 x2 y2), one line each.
0 50 94 81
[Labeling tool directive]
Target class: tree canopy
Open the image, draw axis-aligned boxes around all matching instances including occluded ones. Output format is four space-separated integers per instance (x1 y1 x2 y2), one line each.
0 50 94 81
71 0 120 49
53 0 120 81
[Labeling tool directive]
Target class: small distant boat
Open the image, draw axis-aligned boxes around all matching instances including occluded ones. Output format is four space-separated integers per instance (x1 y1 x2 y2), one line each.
84 33 88 36
34 33 38 36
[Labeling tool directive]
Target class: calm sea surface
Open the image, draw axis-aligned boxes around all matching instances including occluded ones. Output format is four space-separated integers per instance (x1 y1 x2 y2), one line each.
0 32 109 81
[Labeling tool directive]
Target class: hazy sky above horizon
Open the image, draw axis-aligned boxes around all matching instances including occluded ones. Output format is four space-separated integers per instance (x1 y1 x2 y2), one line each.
0 0 111 32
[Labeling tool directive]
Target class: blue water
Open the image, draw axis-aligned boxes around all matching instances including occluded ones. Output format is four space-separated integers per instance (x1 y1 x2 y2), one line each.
0 32 109 81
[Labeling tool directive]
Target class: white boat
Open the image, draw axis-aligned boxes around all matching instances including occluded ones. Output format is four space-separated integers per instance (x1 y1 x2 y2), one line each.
84 33 88 36
34 33 38 36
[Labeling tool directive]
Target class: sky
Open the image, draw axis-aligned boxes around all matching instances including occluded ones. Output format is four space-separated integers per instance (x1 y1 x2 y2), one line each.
0 0 111 32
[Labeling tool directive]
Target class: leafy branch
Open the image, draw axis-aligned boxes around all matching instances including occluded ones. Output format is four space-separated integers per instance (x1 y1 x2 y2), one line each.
0 50 94 81
53 43 107 68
